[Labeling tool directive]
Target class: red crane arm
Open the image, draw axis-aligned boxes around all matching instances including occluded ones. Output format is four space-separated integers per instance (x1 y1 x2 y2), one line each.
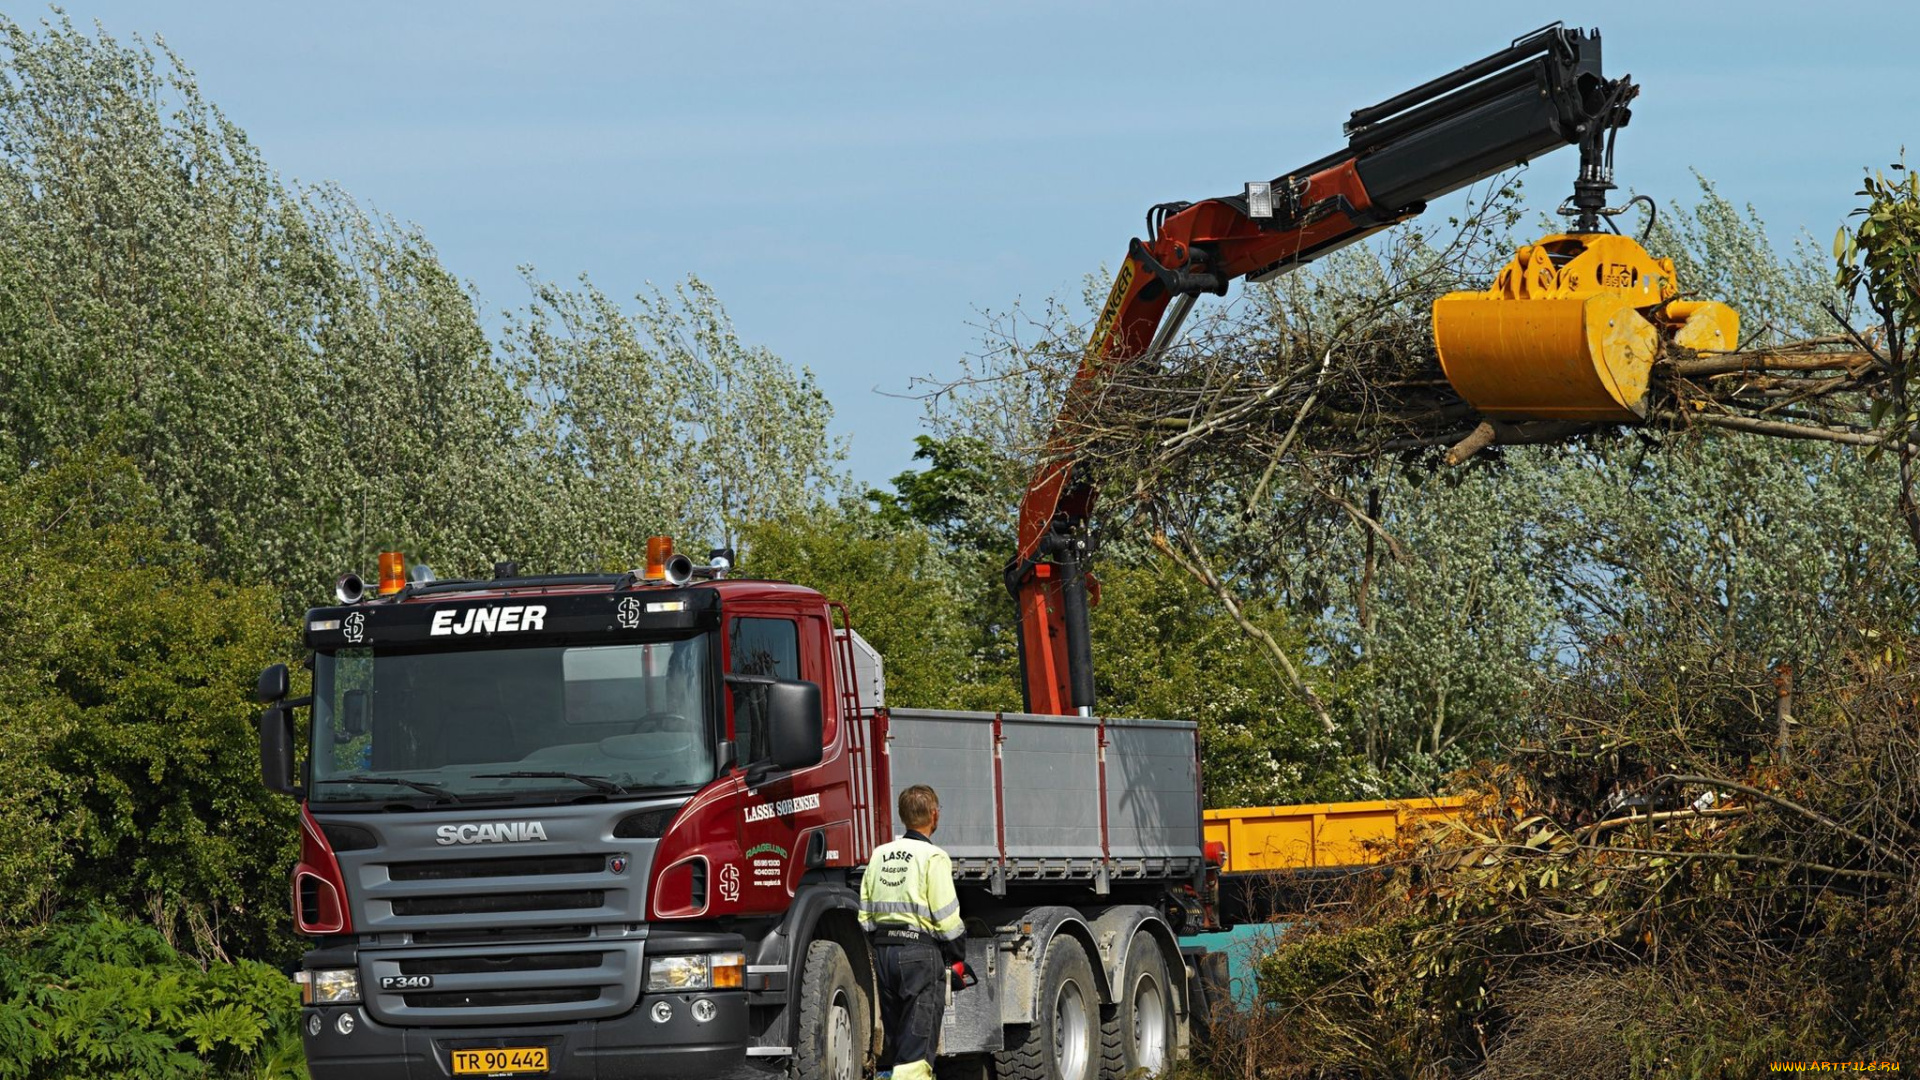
1006 25 1633 716
1007 160 1396 718
1014 158 1385 564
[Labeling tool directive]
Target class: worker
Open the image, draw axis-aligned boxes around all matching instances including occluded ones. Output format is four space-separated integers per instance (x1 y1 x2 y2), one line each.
860 784 970 1080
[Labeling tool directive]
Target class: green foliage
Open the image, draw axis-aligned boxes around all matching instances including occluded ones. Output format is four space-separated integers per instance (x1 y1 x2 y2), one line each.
0 13 525 603
0 13 844 607
504 273 846 566
1091 560 1355 805
1230 607 1920 1078
870 433 1028 711
1322 463 1554 789
1836 158 1920 334
871 435 1011 553
1541 436 1914 679
1835 157 1920 553
0 912 304 1080
1251 918 1453 1077
0 452 296 959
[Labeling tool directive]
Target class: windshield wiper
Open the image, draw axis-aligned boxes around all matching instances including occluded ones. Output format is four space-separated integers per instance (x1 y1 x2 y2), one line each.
471 770 630 795
315 775 462 801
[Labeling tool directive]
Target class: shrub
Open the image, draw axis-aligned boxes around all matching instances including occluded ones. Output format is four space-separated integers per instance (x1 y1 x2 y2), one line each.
0 911 305 1080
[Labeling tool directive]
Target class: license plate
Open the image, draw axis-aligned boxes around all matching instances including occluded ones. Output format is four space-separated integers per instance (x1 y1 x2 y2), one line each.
450 1047 549 1075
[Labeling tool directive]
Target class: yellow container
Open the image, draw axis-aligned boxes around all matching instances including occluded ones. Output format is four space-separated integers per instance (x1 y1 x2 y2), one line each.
1203 796 1471 872
1432 233 1738 422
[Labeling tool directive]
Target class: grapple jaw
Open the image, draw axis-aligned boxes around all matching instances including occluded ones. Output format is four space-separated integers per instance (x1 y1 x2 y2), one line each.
1432 232 1738 422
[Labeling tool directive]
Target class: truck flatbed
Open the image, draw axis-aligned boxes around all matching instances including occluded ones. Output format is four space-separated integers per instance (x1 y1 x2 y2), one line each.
870 709 1206 895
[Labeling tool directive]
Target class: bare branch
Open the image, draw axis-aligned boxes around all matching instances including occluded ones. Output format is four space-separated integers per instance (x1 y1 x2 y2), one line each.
1149 528 1338 734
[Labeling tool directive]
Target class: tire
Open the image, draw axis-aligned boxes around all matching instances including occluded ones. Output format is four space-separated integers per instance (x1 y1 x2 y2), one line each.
1098 932 1175 1079
994 935 1098 1080
790 939 869 1080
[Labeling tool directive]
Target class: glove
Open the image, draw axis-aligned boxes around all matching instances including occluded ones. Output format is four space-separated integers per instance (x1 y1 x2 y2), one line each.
948 961 977 990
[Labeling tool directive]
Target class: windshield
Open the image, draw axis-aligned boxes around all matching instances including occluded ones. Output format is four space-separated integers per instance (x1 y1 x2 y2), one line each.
310 635 715 804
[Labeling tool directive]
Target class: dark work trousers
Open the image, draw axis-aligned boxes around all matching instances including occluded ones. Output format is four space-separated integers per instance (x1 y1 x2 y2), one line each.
874 940 944 1077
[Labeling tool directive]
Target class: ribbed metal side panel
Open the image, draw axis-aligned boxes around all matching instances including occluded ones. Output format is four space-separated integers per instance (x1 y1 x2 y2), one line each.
1102 718 1202 861
999 714 1103 863
880 709 1202 887
882 709 998 863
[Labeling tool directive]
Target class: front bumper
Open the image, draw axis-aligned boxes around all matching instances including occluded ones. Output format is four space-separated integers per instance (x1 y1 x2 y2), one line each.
301 991 749 1080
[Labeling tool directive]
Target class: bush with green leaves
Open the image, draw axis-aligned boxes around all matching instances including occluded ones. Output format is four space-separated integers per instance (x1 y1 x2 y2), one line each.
0 911 304 1080
0 451 296 960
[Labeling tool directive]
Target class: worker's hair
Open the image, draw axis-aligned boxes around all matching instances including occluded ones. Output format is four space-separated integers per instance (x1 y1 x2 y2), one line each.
898 784 940 830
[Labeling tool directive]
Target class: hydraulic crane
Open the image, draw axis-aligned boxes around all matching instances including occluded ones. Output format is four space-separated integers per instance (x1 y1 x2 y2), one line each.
1008 23 1737 717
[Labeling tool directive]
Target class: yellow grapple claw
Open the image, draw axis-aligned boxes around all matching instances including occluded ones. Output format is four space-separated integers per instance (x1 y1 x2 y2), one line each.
1432 233 1738 422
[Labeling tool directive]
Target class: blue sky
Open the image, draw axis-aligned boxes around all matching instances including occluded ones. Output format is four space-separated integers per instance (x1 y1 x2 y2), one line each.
34 1 1920 486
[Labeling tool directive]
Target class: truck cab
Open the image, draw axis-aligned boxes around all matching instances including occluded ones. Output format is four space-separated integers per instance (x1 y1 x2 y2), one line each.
262 553 889 1078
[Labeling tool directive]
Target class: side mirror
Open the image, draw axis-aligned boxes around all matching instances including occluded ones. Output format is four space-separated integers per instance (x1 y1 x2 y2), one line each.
260 706 300 797
763 679 824 773
340 688 369 737
256 663 290 704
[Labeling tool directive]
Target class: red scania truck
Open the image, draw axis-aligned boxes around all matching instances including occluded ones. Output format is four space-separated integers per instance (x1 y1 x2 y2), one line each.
257 26 1641 1079
259 548 1214 1080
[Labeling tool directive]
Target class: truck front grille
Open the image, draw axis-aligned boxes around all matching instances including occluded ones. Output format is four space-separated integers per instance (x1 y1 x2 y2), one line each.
389 854 605 881
401 953 600 976
408 925 589 946
358 844 633 931
390 890 604 917
404 987 598 1009
364 943 638 1027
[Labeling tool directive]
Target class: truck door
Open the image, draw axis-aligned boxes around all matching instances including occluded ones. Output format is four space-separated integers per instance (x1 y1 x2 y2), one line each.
726 611 841 912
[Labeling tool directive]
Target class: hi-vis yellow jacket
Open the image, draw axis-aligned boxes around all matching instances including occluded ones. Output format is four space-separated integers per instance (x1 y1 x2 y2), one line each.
859 831 964 960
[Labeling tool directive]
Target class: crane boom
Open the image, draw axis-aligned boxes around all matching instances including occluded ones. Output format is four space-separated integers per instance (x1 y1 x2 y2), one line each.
1008 24 1637 716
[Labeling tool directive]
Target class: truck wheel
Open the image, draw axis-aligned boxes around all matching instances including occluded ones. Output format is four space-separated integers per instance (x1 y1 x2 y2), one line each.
994 936 1098 1080
791 939 868 1080
1099 932 1174 1078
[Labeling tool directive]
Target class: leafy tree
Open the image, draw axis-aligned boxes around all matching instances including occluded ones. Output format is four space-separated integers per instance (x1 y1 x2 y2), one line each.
1090 559 1355 805
1836 157 1920 553
503 273 846 569
869 434 1029 710
0 452 295 960
1328 463 1553 787
0 14 845 606
0 13 526 604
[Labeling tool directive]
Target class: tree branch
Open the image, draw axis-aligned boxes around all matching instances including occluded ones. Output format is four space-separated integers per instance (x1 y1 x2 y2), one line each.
1654 774 1911 868
1665 351 1875 378
1652 408 1920 452
1150 529 1338 734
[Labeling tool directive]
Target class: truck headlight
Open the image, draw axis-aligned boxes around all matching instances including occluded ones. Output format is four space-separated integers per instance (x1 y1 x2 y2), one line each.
647 954 709 991
646 952 744 992
298 968 362 1005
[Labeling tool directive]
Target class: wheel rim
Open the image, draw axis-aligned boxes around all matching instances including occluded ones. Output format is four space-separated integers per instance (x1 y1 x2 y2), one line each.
1131 971 1168 1075
827 988 855 1080
1052 977 1090 1080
